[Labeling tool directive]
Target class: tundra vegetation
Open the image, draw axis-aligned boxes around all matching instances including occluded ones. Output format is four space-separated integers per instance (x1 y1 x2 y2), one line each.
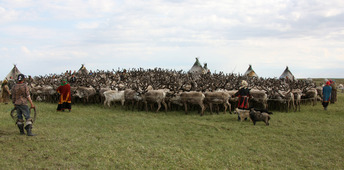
0 93 343 169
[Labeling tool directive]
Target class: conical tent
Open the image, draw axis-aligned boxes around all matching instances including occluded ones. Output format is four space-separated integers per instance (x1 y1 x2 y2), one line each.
189 58 205 75
5 65 21 80
244 65 258 77
279 66 295 80
77 64 89 75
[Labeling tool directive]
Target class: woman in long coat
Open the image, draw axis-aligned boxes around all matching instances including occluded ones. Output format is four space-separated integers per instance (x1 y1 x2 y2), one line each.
322 81 332 110
56 79 72 111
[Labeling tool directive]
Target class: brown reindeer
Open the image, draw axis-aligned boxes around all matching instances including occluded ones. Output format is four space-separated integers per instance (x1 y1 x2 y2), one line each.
143 90 168 113
204 91 231 114
180 91 205 116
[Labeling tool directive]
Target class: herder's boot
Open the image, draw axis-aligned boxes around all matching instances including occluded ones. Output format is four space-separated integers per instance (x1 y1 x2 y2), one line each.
25 124 35 136
17 124 25 135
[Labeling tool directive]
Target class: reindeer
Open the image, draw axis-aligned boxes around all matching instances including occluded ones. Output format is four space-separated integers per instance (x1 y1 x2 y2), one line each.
103 89 125 108
142 90 168 113
180 91 206 116
301 88 318 106
292 89 302 112
204 91 231 114
73 86 97 104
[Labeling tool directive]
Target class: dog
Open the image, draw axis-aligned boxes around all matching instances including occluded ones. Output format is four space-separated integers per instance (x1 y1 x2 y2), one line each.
234 108 251 122
250 108 273 115
249 108 271 126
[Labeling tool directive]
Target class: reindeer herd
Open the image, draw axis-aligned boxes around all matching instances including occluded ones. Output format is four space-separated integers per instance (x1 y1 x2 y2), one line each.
20 68 324 115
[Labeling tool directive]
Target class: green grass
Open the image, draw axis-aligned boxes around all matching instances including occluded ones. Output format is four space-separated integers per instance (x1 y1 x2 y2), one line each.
1 93 344 169
311 78 344 85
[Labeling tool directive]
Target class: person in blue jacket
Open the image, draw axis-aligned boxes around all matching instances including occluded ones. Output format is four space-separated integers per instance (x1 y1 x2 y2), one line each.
322 81 332 110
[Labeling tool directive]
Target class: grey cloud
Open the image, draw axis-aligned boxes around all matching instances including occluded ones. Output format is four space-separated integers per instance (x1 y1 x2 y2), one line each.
1 0 344 78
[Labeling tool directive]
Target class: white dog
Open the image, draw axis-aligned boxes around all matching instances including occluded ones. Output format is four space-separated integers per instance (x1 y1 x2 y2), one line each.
234 108 251 122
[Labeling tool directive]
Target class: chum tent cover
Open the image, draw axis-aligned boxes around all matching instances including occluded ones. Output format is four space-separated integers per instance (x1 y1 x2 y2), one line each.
244 65 258 77
189 58 207 75
5 65 22 80
279 66 295 80
77 64 89 75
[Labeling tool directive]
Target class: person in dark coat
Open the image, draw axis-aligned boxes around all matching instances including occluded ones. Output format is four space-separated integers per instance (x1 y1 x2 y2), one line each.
232 80 251 120
69 74 77 84
322 81 332 110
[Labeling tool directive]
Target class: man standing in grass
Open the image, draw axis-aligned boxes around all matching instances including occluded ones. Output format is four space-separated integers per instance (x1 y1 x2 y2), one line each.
322 81 332 110
11 74 36 136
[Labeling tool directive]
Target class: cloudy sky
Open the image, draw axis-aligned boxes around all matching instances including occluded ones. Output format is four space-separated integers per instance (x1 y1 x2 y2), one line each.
1 0 343 79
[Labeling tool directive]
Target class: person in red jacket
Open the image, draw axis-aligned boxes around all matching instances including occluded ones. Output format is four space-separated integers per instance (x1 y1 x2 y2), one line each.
232 80 251 121
56 79 71 112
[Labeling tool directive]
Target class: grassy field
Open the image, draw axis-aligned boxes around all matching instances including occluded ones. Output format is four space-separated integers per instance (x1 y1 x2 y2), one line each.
309 78 344 86
1 93 343 169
